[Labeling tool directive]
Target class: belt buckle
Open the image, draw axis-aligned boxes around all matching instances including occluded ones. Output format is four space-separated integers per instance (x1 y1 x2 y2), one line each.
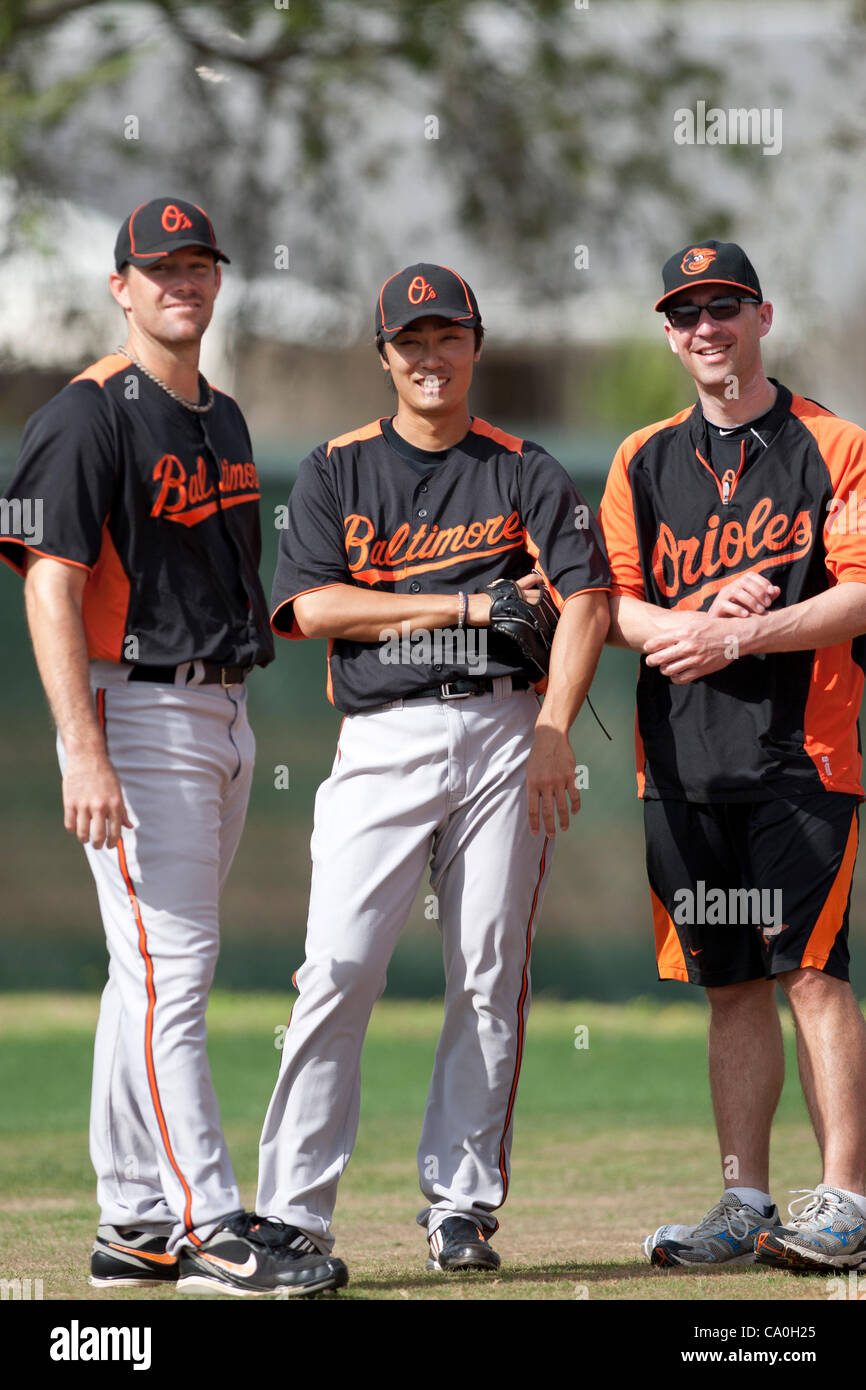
438 681 474 700
220 666 238 687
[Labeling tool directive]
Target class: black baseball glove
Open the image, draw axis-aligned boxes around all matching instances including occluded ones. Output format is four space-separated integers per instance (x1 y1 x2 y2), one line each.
483 577 560 681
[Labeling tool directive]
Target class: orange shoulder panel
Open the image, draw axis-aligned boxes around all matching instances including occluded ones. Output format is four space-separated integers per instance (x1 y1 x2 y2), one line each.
598 406 694 600
791 395 866 585
616 405 696 470
470 418 524 454
326 418 385 457
70 353 129 388
789 394 866 492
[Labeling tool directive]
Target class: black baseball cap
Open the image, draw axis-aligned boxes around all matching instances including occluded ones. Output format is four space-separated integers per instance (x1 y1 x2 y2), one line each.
654 240 762 312
376 263 481 340
114 197 230 271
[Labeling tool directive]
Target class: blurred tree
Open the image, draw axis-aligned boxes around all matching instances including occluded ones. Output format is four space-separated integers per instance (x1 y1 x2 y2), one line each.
1 0 730 315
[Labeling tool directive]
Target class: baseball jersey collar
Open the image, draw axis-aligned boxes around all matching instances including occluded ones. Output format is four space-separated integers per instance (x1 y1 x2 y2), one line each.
688 380 792 456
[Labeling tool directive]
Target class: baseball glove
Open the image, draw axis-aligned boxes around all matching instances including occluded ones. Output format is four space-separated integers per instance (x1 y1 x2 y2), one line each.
484 577 560 681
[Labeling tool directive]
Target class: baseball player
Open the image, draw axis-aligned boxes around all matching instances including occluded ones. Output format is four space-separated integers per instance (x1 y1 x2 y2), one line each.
598 239 866 1272
254 262 610 1275
0 196 347 1297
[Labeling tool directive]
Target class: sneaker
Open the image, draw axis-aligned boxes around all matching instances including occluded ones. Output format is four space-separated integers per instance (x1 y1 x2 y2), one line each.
177 1211 349 1297
754 1185 866 1271
89 1225 178 1288
426 1216 501 1272
643 1192 780 1267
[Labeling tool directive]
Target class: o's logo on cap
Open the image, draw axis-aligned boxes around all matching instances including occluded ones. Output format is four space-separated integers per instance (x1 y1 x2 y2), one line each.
681 247 718 275
408 275 437 305
161 204 193 233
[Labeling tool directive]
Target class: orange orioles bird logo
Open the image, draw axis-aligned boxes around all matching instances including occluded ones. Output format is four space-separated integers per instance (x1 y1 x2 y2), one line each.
761 922 790 948
681 247 718 275
161 204 193 233
407 275 437 306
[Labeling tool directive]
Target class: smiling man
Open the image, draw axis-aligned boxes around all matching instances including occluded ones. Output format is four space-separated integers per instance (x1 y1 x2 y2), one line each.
0 196 348 1298
599 239 866 1273
255 262 610 1277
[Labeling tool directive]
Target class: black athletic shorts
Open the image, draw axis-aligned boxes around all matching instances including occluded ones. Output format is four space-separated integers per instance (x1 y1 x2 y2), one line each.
644 793 859 988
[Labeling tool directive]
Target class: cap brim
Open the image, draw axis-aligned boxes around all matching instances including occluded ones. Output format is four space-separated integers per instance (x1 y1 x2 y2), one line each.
654 279 759 312
379 311 479 340
123 239 230 267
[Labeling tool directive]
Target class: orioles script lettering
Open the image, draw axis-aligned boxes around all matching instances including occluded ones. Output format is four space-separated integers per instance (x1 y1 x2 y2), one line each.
651 497 812 604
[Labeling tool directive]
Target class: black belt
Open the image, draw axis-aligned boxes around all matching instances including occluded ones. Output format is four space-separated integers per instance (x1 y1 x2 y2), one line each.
402 674 530 702
128 661 250 686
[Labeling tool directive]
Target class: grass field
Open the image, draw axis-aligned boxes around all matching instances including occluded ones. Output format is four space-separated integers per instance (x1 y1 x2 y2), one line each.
0 992 851 1304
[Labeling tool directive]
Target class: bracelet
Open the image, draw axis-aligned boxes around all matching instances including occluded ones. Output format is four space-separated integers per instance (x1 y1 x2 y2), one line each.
457 591 467 629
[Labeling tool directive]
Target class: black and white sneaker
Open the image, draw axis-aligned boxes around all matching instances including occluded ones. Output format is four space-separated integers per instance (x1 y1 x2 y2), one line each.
89 1225 178 1288
177 1211 348 1297
427 1217 501 1272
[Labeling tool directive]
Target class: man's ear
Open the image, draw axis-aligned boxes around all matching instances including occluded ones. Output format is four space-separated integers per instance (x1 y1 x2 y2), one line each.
757 300 773 339
108 269 132 311
213 263 222 298
663 321 679 354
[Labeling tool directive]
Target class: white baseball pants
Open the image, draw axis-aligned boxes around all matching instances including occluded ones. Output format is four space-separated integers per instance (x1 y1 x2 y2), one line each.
61 663 255 1254
256 679 552 1248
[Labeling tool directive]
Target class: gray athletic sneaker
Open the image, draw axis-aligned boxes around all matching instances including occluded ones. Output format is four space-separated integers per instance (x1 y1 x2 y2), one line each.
89 1225 177 1287
754 1185 866 1271
643 1191 780 1267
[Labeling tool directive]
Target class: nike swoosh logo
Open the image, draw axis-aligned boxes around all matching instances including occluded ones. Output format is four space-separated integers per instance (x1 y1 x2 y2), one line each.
107 1242 177 1266
201 1251 258 1277
689 948 704 957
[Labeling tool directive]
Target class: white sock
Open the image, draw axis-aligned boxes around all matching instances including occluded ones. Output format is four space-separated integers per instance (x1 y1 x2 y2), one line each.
829 1186 866 1218
727 1186 773 1214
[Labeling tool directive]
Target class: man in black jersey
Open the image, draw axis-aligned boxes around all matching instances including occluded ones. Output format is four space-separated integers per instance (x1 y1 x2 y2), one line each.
254 262 610 1275
0 197 347 1298
599 239 866 1272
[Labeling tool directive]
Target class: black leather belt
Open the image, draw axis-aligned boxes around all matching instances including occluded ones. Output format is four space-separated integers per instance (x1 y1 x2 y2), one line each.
128 661 250 686
402 674 530 702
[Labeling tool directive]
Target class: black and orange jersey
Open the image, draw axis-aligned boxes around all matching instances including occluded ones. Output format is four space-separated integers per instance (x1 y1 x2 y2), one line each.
271 416 610 713
0 353 274 669
598 382 866 802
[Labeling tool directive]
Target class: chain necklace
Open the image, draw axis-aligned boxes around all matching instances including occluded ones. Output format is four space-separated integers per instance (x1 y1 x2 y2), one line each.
116 346 214 414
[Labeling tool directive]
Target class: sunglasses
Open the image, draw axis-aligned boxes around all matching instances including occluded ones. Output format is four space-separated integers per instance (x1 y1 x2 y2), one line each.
665 296 761 328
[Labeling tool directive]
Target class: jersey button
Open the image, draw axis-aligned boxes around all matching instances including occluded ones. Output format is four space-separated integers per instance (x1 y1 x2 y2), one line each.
419 484 429 493
410 581 421 593
418 509 428 518
433 664 442 672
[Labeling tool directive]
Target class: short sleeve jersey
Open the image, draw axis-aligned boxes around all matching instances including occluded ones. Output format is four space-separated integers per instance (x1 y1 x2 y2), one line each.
0 354 274 669
598 382 866 801
271 416 610 714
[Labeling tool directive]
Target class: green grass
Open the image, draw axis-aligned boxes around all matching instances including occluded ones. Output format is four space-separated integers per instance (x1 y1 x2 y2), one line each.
0 992 848 1302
